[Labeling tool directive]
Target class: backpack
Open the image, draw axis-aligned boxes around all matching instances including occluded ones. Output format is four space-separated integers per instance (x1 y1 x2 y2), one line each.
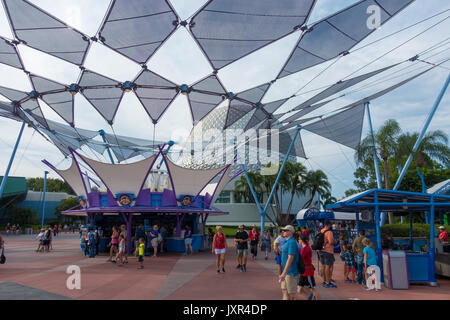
297 251 305 274
312 230 330 250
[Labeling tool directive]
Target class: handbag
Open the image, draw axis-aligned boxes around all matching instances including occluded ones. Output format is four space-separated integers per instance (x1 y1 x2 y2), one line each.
0 248 5 264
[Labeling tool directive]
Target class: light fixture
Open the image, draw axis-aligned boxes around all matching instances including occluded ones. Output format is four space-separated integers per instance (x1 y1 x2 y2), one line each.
69 83 79 95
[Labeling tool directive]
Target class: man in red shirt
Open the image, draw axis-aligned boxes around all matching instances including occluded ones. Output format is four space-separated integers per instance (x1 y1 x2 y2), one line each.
439 226 448 243
319 221 336 288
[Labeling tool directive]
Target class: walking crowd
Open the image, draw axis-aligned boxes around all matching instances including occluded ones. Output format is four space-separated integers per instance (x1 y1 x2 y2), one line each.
207 221 382 300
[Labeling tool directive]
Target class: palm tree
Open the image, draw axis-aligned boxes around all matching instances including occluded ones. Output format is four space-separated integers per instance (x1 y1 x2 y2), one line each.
302 170 331 209
284 162 308 215
395 130 450 168
356 119 401 190
234 172 263 203
356 120 401 224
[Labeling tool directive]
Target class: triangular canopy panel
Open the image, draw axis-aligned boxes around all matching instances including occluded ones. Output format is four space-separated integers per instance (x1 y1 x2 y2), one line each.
0 85 28 101
3 0 89 65
303 103 366 149
134 69 176 87
135 87 178 122
191 0 315 69
224 100 254 129
192 75 226 94
48 158 88 199
294 64 397 110
188 91 224 123
236 83 270 104
41 91 74 125
279 0 415 76
30 75 66 93
99 0 178 63
78 70 119 87
0 38 23 69
81 87 124 123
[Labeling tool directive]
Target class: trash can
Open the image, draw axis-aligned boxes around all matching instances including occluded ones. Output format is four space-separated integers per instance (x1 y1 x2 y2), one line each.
382 250 409 289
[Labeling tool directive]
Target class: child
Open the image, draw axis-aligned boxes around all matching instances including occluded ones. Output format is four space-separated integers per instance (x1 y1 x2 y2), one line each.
298 235 319 300
116 234 125 265
339 244 356 283
362 238 380 291
135 237 145 269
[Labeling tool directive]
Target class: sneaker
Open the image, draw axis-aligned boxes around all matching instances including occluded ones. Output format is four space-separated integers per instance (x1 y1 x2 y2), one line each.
327 283 337 288
183 252 187 256
111 260 116 264
363 286 372 291
222 267 225 273
345 279 352 283
124 260 128 264
106 259 112 262
322 282 329 288
330 279 336 283
240 266 244 272
307 293 313 300
321 281 327 286
217 269 220 274
265 256 268 260
375 289 381 292
243 265 247 272
236 264 241 269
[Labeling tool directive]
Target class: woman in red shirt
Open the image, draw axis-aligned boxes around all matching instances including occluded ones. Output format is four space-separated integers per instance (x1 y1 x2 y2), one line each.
298 235 320 300
249 225 260 260
212 226 227 273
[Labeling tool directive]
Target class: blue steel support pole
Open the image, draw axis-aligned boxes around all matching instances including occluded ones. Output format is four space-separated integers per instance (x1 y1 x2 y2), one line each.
99 129 115 164
417 168 429 224
0 122 26 200
263 126 302 214
429 196 437 285
409 212 413 250
374 191 384 283
366 102 385 226
41 171 48 229
394 74 450 190
241 164 265 218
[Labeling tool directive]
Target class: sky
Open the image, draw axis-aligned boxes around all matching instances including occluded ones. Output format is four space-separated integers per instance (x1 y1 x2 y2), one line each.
0 0 449 200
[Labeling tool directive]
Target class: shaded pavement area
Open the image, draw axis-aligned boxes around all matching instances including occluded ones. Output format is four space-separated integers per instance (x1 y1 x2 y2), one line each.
0 234 449 300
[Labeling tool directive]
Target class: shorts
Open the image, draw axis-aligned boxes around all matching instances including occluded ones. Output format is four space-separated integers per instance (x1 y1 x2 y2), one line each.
237 249 248 257
299 275 316 289
151 238 158 247
215 248 226 255
137 255 143 262
346 266 356 273
184 238 192 245
319 252 335 266
281 275 300 294
276 253 282 265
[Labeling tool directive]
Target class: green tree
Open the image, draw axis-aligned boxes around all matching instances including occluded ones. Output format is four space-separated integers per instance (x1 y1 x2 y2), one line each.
4 205 39 226
395 130 450 168
27 178 75 195
55 197 80 222
302 170 331 209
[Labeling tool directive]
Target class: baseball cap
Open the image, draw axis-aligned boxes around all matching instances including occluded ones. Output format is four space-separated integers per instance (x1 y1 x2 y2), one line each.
281 225 295 233
439 226 445 229
238 224 245 228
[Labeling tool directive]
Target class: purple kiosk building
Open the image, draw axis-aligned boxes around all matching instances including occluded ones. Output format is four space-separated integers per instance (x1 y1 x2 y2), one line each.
43 146 233 254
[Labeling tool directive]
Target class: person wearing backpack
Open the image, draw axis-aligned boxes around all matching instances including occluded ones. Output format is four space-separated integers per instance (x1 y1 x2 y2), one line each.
279 225 300 300
314 221 336 288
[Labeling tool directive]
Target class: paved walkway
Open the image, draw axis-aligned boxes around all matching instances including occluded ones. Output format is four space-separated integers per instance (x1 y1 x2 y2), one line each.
0 234 449 300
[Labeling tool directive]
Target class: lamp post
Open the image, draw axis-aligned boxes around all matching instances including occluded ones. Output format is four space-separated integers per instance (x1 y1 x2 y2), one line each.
41 171 49 229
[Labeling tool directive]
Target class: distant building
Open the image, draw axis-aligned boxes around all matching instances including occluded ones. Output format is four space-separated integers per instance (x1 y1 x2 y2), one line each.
0 176 72 223
207 183 312 227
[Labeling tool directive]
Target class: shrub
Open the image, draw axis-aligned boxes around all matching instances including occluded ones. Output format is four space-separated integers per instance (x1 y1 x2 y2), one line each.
381 223 449 238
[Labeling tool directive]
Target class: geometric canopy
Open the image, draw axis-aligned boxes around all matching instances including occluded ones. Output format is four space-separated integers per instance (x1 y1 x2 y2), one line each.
0 0 422 165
